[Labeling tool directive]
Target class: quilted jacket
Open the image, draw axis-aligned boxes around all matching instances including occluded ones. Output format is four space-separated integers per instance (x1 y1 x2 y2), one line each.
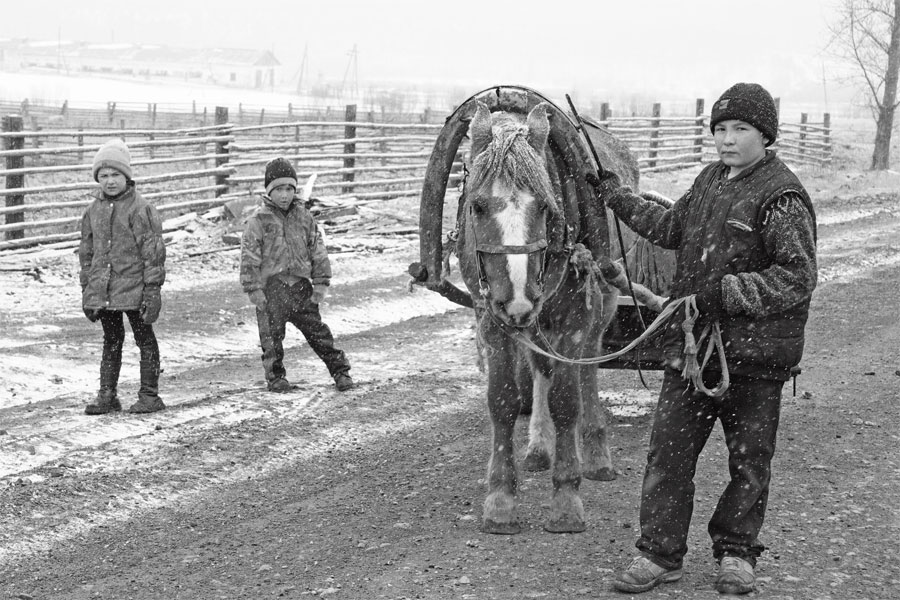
240 195 331 293
78 185 166 310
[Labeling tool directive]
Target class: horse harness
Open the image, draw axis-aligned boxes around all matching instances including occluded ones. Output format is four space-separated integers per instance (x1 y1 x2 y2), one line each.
464 199 578 309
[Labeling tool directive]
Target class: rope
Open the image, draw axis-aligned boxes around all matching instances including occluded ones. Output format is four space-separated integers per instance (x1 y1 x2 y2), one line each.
492 294 731 397
678 296 730 397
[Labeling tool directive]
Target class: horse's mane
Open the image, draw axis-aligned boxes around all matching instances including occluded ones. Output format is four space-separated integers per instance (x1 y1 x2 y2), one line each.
468 113 559 213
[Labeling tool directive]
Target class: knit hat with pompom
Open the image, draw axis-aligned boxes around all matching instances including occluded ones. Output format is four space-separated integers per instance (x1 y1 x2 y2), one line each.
92 138 132 181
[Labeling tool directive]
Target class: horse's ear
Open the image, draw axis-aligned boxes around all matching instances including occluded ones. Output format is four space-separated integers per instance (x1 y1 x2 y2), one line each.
525 102 550 153
469 101 494 157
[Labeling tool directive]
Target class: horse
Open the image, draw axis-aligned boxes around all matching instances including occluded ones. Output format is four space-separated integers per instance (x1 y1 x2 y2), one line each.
453 99 638 534
412 86 646 534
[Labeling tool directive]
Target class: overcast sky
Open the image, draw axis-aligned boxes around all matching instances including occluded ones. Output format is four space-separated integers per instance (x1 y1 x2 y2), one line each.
2 0 848 107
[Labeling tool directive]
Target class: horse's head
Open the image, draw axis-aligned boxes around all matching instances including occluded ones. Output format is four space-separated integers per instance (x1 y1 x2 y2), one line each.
466 101 560 328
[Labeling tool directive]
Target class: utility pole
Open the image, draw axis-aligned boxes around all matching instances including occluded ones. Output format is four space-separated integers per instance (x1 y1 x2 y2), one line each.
295 44 309 95
340 44 359 100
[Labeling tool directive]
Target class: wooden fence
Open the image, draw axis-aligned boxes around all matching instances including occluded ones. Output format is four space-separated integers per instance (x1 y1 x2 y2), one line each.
0 99 832 251
594 98 832 172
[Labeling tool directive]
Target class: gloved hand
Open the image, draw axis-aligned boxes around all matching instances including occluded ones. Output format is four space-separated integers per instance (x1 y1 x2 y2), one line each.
586 168 621 190
310 284 328 305
249 289 267 312
83 307 102 322
604 185 634 216
140 286 162 324
694 281 725 320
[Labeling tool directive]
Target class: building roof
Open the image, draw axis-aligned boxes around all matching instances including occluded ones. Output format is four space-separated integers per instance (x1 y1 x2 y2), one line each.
8 39 280 67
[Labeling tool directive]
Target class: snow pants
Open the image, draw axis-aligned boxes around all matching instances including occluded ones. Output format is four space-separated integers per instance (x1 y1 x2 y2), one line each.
636 369 783 569
255 278 350 384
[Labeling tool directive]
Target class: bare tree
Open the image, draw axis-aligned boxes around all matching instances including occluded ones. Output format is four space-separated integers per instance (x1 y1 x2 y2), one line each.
829 0 900 170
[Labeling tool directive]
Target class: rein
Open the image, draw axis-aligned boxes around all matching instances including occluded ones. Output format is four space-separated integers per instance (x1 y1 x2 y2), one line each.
491 294 731 397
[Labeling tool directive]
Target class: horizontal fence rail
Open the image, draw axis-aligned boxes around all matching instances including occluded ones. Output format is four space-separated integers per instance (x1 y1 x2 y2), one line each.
0 98 831 250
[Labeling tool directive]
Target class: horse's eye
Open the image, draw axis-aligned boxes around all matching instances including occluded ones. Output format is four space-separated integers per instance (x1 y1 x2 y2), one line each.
471 201 485 215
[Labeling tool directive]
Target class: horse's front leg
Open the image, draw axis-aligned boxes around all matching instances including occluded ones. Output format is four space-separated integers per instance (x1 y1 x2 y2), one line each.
543 359 586 533
482 334 522 535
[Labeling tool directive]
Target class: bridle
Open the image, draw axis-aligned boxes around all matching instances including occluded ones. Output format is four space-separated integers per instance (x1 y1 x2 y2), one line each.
468 203 549 306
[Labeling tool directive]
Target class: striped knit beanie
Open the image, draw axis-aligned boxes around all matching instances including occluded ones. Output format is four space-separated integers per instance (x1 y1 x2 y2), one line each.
264 157 298 195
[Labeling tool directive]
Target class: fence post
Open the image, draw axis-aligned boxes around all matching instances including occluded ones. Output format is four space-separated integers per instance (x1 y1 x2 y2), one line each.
648 102 661 169
342 103 357 194
215 106 230 198
259 108 265 125
288 103 293 119
30 116 42 149
799 112 808 160
77 126 84 162
107 101 116 124
3 115 25 241
694 98 705 163
600 102 610 124
823 113 832 163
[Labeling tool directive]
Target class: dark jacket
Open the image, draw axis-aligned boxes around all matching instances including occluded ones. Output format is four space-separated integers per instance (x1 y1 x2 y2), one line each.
240 196 331 293
79 185 166 311
609 151 817 380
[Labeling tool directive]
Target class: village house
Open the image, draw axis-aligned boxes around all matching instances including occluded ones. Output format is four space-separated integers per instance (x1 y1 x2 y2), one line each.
0 38 280 89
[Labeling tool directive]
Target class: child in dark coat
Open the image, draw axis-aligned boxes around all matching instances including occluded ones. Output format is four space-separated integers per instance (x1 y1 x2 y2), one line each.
606 83 817 595
240 157 353 393
79 139 166 414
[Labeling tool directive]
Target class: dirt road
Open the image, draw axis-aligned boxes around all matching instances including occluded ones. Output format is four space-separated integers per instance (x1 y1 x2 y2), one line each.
1 169 899 599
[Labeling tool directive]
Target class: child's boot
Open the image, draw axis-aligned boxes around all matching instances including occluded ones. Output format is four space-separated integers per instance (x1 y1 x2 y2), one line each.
334 372 354 391
85 388 121 415
128 359 165 413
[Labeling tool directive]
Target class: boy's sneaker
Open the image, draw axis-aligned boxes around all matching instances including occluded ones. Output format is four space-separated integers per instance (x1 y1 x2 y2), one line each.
716 556 755 594
334 373 354 391
85 389 121 415
613 556 683 593
267 378 292 393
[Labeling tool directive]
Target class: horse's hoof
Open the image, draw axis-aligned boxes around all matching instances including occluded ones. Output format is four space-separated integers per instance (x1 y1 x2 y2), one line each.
584 467 617 481
482 519 521 535
522 451 551 472
544 517 586 533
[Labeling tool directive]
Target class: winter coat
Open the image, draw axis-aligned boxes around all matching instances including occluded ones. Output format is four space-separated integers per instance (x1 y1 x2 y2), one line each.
240 196 331 293
609 151 817 380
79 185 166 310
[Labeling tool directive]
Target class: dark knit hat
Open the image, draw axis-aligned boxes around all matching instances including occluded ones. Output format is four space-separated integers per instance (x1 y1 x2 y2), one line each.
92 138 132 181
710 83 778 146
264 157 298 195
